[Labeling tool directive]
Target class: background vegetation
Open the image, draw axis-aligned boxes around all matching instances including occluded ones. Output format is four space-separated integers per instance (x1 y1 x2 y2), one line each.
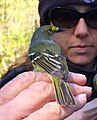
0 0 39 78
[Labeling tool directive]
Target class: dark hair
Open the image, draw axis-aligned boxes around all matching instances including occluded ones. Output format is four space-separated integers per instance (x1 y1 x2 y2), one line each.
0 53 33 88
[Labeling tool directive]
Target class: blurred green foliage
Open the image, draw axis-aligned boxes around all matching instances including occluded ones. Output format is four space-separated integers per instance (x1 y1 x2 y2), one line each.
0 0 39 78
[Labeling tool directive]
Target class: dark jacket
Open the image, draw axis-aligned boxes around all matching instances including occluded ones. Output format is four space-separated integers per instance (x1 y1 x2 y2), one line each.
0 59 97 101
67 59 97 101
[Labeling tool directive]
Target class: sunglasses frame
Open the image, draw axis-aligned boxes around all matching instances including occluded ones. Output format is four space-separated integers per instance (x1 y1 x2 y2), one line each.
49 7 97 29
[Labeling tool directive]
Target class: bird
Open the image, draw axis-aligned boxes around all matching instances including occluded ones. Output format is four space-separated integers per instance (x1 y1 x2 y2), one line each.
28 25 75 106
93 74 97 91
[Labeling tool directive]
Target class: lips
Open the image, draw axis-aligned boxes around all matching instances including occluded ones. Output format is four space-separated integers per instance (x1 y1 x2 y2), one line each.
70 45 93 53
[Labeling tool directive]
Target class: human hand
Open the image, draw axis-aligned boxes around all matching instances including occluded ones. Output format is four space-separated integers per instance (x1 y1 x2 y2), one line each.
65 97 97 120
0 71 92 120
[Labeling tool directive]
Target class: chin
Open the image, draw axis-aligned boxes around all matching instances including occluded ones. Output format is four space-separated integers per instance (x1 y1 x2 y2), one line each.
69 57 93 66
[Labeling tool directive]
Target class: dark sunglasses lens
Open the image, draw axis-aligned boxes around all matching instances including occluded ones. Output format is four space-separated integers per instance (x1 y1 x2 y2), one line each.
49 8 79 28
86 10 97 28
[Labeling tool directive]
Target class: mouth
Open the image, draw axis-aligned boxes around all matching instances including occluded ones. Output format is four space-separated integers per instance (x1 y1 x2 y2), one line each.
70 45 94 53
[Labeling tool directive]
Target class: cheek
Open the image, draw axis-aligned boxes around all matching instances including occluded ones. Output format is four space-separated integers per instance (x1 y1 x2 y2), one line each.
54 33 69 51
91 30 97 42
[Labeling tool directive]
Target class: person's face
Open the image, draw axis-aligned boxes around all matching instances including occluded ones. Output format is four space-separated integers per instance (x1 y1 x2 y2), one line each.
51 5 97 69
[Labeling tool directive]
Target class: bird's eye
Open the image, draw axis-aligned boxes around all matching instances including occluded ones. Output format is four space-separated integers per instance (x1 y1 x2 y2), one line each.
46 28 55 35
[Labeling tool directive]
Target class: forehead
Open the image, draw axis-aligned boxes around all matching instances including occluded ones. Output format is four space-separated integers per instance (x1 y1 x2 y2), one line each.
67 5 96 12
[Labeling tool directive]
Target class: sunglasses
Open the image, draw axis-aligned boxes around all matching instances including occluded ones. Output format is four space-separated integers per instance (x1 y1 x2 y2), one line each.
49 7 97 29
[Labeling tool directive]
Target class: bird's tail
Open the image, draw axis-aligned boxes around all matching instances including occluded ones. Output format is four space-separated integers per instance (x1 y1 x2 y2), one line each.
52 76 75 106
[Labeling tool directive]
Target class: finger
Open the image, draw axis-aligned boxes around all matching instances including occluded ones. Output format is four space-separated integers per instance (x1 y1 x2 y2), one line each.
69 83 92 98
23 94 87 120
0 71 86 105
0 71 51 104
47 72 86 85
0 72 91 105
3 80 91 120
1 81 55 119
67 72 87 85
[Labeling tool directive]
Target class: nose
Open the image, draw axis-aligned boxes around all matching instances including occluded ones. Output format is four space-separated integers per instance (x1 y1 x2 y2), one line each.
74 18 89 39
